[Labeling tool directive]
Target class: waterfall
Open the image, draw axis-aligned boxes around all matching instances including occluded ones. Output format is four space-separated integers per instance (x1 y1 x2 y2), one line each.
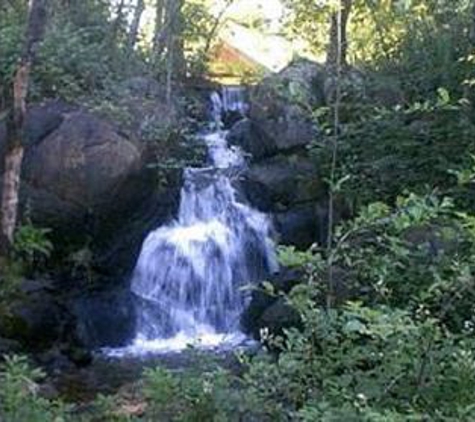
221 86 248 115
210 86 248 129
109 88 277 355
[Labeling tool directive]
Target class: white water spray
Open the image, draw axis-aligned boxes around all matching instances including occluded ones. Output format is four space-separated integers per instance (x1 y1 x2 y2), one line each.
108 88 276 355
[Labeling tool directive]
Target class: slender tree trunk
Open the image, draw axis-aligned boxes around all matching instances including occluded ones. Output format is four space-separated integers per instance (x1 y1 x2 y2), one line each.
127 0 145 52
0 0 47 254
164 0 184 103
326 0 352 69
153 0 165 55
170 0 185 76
165 33 174 104
464 0 475 114
110 0 126 47
326 0 344 309
156 0 173 57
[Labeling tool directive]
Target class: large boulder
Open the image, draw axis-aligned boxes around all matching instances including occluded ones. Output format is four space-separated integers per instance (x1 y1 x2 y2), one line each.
247 59 324 154
71 288 136 348
244 154 321 208
240 152 325 248
0 99 182 277
227 118 276 160
22 110 142 226
0 280 69 351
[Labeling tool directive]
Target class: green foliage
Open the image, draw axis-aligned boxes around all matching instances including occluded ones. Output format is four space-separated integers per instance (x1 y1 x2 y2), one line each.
0 257 25 303
13 221 53 267
366 0 471 103
275 304 475 420
307 193 475 331
0 9 23 102
143 359 236 421
312 100 475 211
33 23 113 100
277 245 314 269
0 355 70 421
143 367 179 415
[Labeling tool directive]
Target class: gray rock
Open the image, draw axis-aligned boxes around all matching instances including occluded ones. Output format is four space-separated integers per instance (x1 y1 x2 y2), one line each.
323 67 366 105
227 118 277 160
274 205 320 249
71 289 136 349
249 59 324 154
245 154 320 208
259 298 301 337
0 282 67 351
241 267 303 339
23 110 141 213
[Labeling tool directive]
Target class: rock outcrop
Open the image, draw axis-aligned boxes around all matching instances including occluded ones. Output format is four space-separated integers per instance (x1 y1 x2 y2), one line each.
0 96 182 278
230 59 331 248
236 59 362 338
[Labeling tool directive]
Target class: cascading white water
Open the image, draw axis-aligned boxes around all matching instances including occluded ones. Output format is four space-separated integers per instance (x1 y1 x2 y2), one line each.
210 86 249 129
108 88 277 355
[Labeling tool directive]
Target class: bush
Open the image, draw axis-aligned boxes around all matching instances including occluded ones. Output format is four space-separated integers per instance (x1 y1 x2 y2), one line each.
143 355 238 422
13 221 53 268
0 355 69 421
312 99 475 212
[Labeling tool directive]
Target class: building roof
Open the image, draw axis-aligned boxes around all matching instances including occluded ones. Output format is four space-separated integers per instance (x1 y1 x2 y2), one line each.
217 21 293 73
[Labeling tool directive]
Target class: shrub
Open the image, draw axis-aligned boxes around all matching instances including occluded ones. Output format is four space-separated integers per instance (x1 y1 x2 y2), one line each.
312 99 475 212
0 355 70 421
13 221 53 268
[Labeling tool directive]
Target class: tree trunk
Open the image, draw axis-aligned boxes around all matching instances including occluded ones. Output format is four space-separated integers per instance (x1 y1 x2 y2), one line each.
464 0 475 114
110 0 126 48
156 0 172 57
127 0 145 52
153 0 165 55
164 0 184 103
172 0 185 78
470 0 475 45
0 0 47 254
326 0 352 69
